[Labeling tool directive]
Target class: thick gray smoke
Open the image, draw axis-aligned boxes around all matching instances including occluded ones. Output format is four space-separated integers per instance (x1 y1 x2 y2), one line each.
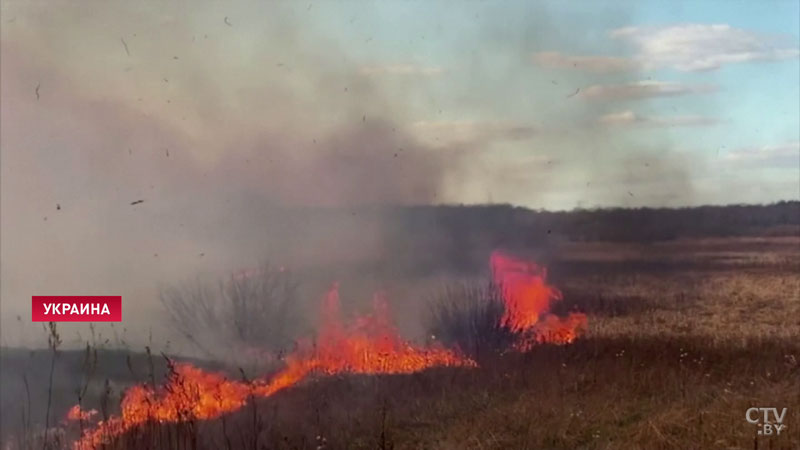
0 1 699 349
0 1 447 348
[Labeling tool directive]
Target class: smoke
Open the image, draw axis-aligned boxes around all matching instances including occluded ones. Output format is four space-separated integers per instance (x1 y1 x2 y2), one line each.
0 1 700 349
414 2 702 209
0 1 445 346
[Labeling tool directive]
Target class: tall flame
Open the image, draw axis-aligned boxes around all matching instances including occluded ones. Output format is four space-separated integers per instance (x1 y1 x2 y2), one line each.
71 284 473 449
490 250 587 347
70 252 585 449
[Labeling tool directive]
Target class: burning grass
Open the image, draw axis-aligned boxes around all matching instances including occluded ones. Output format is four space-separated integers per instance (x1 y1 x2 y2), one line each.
68 284 475 449
4 237 798 449
426 251 588 360
56 334 800 450
61 252 588 449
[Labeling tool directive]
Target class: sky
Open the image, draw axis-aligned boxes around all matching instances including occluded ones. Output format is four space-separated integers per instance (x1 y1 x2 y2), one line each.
1 0 798 347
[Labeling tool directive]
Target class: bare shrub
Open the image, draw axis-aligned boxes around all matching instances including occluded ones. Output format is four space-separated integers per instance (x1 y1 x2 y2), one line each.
426 281 518 361
160 263 303 361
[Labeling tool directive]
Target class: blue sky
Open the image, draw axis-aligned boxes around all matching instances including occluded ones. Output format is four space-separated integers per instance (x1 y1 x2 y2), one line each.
2 0 798 209
300 0 800 207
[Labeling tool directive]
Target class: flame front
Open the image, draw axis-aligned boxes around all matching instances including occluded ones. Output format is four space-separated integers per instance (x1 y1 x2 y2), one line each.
490 250 588 347
255 285 474 399
71 252 585 448
71 284 473 449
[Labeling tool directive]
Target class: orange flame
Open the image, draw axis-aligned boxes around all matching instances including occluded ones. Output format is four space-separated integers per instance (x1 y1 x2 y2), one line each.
70 284 473 449
69 364 258 449
70 253 583 448
490 250 588 347
255 285 474 398
66 405 97 422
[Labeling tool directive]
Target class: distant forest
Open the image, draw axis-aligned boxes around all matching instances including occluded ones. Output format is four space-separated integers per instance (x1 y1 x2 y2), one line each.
255 201 800 275
374 201 800 273
383 200 800 243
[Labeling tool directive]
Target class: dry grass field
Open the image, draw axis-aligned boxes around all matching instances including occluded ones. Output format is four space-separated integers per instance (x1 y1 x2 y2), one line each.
226 236 798 450
3 236 799 450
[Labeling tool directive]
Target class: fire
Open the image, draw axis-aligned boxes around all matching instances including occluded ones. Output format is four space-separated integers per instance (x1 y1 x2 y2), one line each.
256 285 474 398
313 285 470 374
69 253 584 449
490 250 588 346
66 405 97 422
70 284 473 449
70 364 258 449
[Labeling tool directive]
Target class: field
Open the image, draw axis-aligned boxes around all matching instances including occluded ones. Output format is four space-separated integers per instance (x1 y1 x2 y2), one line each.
2 233 799 450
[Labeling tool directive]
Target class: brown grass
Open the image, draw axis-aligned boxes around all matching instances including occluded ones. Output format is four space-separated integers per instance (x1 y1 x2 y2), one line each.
75 334 798 450
13 237 800 450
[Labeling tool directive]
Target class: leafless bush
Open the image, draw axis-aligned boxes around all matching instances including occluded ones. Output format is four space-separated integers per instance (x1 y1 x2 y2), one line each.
426 281 518 361
160 263 303 360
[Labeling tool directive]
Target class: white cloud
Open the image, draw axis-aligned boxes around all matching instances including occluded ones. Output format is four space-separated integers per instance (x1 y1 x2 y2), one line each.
411 120 535 147
532 51 637 73
358 64 444 76
597 111 639 125
534 24 799 73
597 110 719 128
723 141 800 168
611 24 800 72
581 81 716 101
